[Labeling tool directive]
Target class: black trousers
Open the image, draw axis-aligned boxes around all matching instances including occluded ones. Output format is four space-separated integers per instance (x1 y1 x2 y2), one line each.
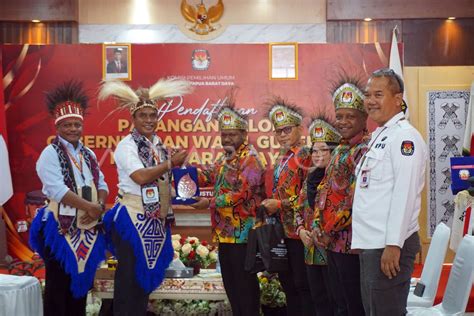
306 264 335 316
327 251 365 316
112 230 149 316
219 243 260 316
359 232 420 316
278 238 314 316
43 248 87 316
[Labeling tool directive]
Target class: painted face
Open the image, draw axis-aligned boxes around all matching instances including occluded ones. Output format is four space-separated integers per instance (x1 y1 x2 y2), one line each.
335 108 367 140
56 118 83 146
220 129 247 155
364 76 403 126
274 125 302 149
132 107 158 139
311 142 332 168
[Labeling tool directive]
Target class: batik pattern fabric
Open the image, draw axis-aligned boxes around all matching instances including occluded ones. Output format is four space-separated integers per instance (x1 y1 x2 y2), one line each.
198 143 266 244
312 133 369 253
295 177 328 265
272 145 312 239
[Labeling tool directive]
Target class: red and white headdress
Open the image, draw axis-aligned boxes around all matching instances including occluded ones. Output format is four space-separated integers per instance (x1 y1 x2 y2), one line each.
46 80 88 125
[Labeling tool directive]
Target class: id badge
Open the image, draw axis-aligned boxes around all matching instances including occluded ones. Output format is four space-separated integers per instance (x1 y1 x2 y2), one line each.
142 186 160 204
360 170 370 188
59 204 76 216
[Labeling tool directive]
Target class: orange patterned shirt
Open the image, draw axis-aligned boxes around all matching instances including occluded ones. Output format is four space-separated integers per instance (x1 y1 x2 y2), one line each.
312 132 369 253
272 145 312 239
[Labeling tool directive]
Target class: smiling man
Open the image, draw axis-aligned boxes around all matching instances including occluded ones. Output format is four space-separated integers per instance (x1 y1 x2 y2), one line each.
99 78 191 315
352 68 427 316
312 79 369 315
190 103 265 316
30 80 108 316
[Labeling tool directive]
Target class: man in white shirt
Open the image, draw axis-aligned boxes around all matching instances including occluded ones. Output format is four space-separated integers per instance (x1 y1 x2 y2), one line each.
30 80 108 316
99 78 191 315
352 68 427 316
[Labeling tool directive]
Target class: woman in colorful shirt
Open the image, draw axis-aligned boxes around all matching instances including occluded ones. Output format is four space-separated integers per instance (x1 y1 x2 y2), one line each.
295 116 341 316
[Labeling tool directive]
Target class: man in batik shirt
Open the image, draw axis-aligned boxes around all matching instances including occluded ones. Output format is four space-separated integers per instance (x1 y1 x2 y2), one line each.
262 97 314 316
312 79 369 316
191 104 265 316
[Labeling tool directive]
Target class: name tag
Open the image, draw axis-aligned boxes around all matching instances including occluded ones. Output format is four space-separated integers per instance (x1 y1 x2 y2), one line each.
360 170 370 188
59 204 76 216
142 186 160 204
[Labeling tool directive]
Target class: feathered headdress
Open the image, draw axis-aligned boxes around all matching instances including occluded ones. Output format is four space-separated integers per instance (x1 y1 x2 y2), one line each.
329 72 366 113
308 113 341 144
215 88 248 130
265 96 304 129
98 78 193 115
45 80 88 125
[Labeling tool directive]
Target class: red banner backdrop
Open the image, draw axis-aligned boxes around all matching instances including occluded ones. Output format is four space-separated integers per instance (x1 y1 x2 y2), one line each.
0 43 393 259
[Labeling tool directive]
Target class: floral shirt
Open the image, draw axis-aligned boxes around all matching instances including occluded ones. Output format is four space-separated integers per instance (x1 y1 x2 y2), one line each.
295 174 328 265
312 132 369 253
272 145 312 239
199 143 266 244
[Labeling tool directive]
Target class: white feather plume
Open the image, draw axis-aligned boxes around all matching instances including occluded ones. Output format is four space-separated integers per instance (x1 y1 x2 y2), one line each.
148 78 193 102
98 80 139 109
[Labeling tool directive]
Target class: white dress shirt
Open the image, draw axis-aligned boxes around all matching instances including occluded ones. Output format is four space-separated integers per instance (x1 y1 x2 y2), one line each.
36 136 108 202
114 134 166 196
352 112 427 249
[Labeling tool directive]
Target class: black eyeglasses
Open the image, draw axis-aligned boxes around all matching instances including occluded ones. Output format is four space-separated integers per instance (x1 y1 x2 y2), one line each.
274 126 295 136
372 68 404 94
311 148 330 156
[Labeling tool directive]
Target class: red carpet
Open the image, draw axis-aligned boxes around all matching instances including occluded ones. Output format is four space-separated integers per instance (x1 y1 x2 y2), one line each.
413 264 474 312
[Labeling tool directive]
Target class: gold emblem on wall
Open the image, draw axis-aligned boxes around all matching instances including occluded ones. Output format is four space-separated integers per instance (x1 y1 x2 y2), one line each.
180 0 226 40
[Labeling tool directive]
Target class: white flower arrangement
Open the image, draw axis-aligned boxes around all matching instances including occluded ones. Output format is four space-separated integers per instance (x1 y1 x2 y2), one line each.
172 234 217 268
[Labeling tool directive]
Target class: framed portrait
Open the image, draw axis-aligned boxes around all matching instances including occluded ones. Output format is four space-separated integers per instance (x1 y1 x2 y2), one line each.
269 43 298 80
103 44 131 81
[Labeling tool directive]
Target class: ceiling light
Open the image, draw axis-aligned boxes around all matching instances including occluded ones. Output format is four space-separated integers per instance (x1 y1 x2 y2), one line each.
364 18 372 22
32 20 41 23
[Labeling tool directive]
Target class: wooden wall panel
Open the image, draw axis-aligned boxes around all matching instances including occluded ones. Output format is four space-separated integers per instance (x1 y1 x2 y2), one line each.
327 20 401 43
328 0 474 20
327 18 474 66
0 22 78 44
403 19 474 66
0 0 78 22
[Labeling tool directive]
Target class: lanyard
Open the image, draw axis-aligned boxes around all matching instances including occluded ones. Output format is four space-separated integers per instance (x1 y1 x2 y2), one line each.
66 150 85 181
273 152 294 192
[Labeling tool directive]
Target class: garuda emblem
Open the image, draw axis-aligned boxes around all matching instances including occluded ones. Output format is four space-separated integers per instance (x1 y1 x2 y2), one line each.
181 0 224 35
